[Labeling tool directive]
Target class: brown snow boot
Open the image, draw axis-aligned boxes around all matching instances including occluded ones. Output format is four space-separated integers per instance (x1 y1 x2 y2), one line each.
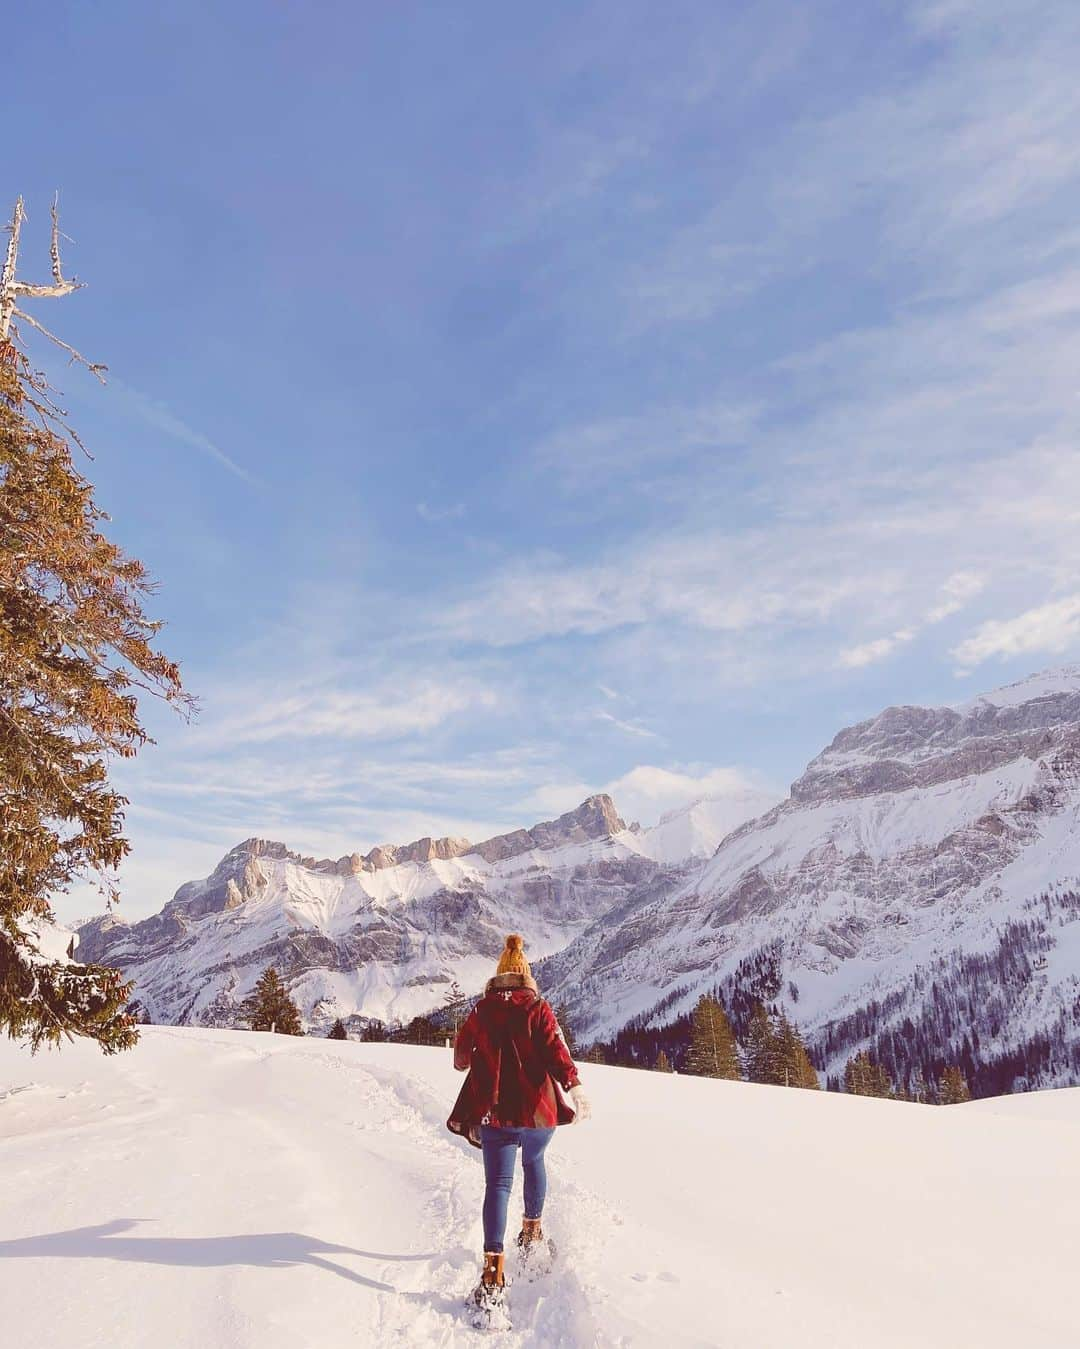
517 1217 544 1250
472 1251 506 1309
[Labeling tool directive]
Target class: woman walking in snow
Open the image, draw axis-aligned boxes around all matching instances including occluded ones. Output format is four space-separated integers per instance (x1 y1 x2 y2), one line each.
447 934 590 1321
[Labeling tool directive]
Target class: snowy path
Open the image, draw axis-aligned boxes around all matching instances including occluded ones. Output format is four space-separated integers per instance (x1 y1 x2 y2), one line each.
3 1028 1080 1347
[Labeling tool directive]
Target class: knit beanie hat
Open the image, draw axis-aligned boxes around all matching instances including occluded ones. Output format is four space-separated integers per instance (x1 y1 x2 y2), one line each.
496 933 531 979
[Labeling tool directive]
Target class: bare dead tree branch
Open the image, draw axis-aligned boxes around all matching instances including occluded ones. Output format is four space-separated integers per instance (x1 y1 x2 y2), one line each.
0 197 25 342
1 196 96 366
11 195 83 303
14 306 107 382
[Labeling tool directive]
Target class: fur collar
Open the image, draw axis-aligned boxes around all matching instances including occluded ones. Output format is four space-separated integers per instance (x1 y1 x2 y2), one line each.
485 971 539 996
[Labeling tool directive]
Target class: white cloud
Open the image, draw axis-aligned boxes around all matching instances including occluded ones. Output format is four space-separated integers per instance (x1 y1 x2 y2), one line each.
517 763 773 830
952 595 1080 670
417 501 466 522
203 679 498 747
595 710 661 740
927 571 986 623
838 634 912 670
604 764 773 827
838 574 987 668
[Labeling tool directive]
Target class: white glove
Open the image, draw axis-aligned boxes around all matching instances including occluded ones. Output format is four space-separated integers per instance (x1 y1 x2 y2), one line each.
569 1084 591 1123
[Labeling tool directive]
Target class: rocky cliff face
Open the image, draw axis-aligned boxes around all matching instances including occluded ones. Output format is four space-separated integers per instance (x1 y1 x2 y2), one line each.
539 668 1080 1096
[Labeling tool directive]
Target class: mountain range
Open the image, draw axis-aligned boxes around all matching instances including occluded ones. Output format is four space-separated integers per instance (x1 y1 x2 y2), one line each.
77 667 1080 1095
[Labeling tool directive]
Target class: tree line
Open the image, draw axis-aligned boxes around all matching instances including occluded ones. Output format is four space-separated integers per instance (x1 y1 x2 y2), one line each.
215 964 973 1107
577 992 972 1102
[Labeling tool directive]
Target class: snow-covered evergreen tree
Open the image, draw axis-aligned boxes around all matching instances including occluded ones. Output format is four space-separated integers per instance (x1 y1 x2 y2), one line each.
243 968 303 1035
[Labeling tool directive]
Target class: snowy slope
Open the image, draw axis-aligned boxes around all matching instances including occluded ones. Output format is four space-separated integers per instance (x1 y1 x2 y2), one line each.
627 787 780 864
1 1026 1077 1349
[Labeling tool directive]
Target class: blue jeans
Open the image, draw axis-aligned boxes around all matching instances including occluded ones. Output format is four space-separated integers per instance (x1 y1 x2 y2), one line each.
480 1125 556 1254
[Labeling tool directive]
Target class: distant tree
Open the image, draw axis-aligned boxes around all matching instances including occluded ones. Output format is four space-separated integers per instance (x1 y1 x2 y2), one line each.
654 1049 674 1073
555 1003 578 1057
775 1014 820 1089
361 1019 386 1043
744 1002 783 1084
686 995 741 1080
0 199 192 1055
844 1050 892 1098
243 968 303 1035
911 1068 935 1105
328 1018 348 1040
405 1014 439 1045
442 980 465 1033
938 1066 972 1105
581 1044 606 1065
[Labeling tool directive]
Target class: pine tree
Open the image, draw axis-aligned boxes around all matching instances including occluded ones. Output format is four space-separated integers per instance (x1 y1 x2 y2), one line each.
328 1018 348 1040
582 1044 606 1065
775 1014 820 1089
654 1049 674 1073
554 1004 578 1056
0 200 190 1055
938 1065 972 1104
686 994 741 1079
405 1014 439 1045
243 968 303 1035
844 1050 892 1098
744 1002 782 1084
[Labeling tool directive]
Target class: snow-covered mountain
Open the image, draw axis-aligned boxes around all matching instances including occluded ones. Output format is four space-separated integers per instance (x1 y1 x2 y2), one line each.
75 795 677 1028
541 666 1080 1095
75 665 1080 1095
632 787 780 864
75 784 775 1031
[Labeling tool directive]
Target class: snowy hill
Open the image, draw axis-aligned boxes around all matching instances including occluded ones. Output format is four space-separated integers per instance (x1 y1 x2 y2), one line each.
1 1026 1077 1348
542 665 1080 1095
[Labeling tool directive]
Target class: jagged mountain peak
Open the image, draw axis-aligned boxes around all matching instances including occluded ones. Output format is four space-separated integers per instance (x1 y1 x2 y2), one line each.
204 795 627 884
792 667 1080 804
959 663 1080 711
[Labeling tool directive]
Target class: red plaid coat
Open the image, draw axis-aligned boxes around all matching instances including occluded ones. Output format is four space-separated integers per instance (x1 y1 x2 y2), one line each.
447 973 580 1146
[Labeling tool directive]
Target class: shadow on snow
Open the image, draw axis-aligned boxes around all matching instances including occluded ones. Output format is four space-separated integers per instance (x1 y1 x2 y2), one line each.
0 1219 443 1294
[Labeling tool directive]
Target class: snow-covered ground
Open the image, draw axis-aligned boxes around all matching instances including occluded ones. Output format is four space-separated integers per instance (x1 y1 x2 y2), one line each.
2 1028 1077 1348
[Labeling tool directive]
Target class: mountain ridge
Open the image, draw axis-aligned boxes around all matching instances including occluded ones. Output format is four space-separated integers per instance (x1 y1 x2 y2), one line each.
75 665 1080 1097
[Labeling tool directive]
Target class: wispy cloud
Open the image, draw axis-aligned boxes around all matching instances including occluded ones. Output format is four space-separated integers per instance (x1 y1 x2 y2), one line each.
417 500 466 522
201 678 499 748
595 710 661 740
109 378 257 485
952 595 1080 671
838 574 986 668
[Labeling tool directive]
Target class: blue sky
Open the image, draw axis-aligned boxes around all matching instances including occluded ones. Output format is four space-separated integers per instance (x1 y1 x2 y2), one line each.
9 1 1080 920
